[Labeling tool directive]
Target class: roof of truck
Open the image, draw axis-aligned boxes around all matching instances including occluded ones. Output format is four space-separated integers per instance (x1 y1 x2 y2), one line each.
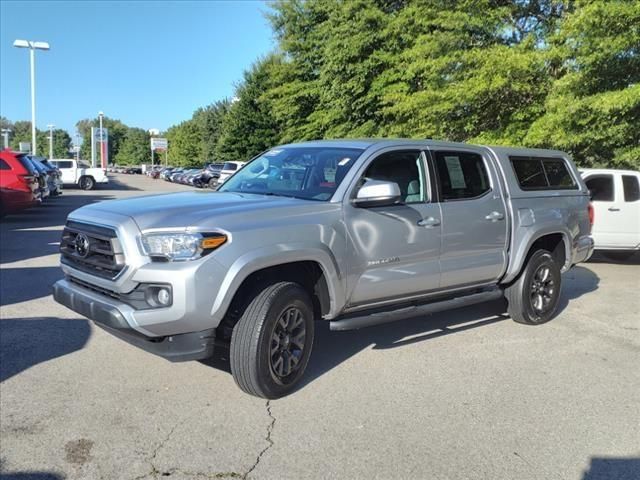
278 138 569 157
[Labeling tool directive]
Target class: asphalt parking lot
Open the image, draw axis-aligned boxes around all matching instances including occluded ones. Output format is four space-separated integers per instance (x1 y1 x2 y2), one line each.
1 174 639 480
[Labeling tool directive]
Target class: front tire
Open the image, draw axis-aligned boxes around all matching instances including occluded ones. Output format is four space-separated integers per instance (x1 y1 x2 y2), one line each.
505 250 561 325
230 282 315 399
79 176 95 190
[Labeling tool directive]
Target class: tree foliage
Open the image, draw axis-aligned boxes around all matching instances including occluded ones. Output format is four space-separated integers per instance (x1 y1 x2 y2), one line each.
114 128 151 165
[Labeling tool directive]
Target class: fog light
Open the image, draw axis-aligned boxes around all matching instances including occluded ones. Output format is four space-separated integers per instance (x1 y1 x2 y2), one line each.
157 288 171 306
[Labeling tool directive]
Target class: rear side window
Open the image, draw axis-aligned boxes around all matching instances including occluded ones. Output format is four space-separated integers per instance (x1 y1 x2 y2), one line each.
223 162 238 171
433 151 490 201
622 175 640 202
18 156 37 174
585 175 614 202
0 159 10 170
510 156 577 190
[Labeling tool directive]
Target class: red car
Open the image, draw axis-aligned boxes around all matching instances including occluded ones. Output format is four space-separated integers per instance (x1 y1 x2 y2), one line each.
0 149 41 217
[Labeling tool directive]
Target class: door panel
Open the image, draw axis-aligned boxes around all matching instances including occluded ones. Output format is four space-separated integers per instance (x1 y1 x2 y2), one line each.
345 150 441 306
584 173 627 247
430 149 508 288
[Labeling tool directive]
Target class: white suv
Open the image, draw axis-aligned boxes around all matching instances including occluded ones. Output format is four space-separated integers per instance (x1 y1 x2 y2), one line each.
217 161 246 185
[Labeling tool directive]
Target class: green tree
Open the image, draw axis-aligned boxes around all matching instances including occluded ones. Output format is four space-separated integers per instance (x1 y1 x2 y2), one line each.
114 128 151 165
8 121 34 151
36 129 72 158
166 119 202 167
524 0 640 169
193 99 231 162
215 56 281 162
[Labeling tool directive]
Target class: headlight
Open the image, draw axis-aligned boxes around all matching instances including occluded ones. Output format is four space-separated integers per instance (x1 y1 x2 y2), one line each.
140 232 227 261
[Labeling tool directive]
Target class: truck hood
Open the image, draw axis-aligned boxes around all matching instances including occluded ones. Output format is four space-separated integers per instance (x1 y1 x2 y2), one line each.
76 191 338 231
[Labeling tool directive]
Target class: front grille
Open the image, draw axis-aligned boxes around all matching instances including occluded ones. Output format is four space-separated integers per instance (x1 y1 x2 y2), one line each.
60 220 125 279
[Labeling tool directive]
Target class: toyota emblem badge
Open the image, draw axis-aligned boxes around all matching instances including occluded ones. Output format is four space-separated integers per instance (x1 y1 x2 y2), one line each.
74 233 91 258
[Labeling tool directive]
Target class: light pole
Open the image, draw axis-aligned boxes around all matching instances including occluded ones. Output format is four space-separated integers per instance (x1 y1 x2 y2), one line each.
75 133 80 161
47 123 55 158
98 111 105 168
13 39 50 155
1 128 11 149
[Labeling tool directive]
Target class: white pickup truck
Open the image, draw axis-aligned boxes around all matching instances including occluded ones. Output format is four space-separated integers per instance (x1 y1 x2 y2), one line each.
581 168 640 260
49 159 109 190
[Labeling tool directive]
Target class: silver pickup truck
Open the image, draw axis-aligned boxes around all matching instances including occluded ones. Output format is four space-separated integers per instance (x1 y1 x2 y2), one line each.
53 140 594 398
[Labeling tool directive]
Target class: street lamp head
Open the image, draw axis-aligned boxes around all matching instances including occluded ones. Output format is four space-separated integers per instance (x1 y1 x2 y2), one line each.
98 111 104 117
13 39 50 50
32 41 50 50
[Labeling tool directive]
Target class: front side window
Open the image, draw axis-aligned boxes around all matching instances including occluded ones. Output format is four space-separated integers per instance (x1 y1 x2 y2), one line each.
433 151 490 201
585 175 614 202
54 160 73 169
622 175 640 202
219 146 363 201
361 150 426 204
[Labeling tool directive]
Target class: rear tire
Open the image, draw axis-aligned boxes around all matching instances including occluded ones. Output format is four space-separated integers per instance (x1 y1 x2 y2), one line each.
208 178 218 189
79 176 95 190
230 282 315 399
505 250 561 325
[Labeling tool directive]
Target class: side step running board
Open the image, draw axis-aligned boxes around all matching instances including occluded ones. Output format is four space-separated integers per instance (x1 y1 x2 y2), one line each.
329 288 504 331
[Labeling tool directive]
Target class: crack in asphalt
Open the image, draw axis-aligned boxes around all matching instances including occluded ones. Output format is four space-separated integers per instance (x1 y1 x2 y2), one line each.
133 400 276 480
242 400 276 480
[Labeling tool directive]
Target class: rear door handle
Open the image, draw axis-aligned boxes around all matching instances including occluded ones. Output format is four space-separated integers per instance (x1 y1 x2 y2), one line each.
485 211 505 221
418 217 440 227
608 207 620 212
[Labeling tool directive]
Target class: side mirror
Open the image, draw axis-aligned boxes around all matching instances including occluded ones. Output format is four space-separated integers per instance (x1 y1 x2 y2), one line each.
352 179 401 208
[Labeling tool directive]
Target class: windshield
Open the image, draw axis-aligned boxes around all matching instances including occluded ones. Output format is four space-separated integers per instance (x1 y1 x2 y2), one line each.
219 146 363 201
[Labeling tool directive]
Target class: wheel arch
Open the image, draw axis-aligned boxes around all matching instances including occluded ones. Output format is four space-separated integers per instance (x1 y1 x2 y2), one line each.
503 229 571 284
211 245 344 330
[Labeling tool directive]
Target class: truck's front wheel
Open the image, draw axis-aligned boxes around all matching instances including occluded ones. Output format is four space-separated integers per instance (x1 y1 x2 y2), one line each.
230 282 315 399
505 250 561 325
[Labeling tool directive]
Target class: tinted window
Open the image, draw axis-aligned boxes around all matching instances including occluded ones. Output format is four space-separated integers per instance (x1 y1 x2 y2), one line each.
510 156 577 190
0 159 9 170
585 175 614 202
18 156 37 174
55 160 73 169
363 150 425 203
622 175 640 202
434 151 490 201
223 162 238 171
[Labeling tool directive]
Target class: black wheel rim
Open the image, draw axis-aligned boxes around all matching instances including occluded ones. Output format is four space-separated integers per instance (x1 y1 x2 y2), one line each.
530 265 555 313
270 306 306 381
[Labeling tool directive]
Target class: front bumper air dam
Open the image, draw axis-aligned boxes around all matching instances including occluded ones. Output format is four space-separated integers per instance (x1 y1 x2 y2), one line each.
53 279 215 362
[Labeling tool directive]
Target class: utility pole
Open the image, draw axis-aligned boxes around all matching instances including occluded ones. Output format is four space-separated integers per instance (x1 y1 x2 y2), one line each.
75 133 80 161
47 123 55 158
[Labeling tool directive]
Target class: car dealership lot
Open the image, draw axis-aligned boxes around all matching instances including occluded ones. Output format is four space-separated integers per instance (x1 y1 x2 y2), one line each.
1 174 638 480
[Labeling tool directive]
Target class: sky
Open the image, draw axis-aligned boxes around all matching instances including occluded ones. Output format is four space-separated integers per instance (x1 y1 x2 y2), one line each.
0 0 275 137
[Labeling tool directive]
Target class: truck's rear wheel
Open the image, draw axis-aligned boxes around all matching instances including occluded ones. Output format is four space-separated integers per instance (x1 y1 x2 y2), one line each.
505 250 561 325
230 282 314 399
79 176 95 190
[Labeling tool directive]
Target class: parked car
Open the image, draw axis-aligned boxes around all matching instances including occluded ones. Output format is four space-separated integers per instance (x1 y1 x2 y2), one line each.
0 150 41 216
40 159 64 195
124 167 142 174
167 169 185 182
28 156 62 197
54 140 594 399
22 156 50 201
581 168 640 260
49 159 109 190
217 161 246 185
194 163 223 188
159 167 176 180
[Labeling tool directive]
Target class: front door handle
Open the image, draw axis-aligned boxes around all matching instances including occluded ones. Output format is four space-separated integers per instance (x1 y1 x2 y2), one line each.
418 217 440 227
485 211 505 222
608 207 620 212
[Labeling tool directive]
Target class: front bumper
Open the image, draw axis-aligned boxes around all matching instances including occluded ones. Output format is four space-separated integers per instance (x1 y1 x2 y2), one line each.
53 278 216 361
